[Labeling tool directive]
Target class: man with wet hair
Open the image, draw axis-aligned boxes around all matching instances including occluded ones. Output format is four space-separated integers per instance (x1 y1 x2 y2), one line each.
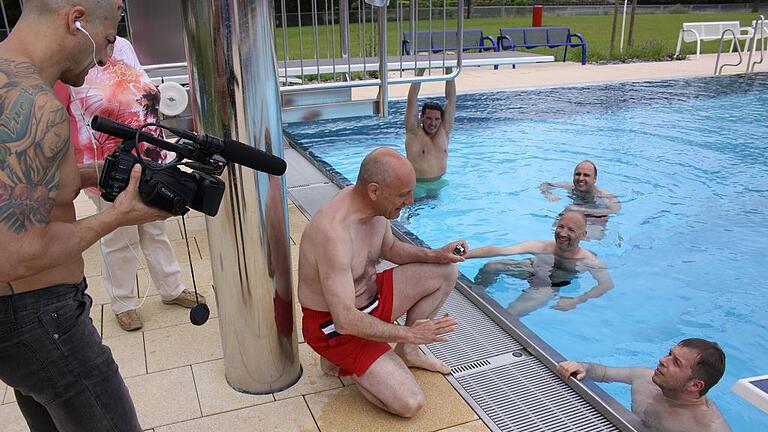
299 147 467 417
404 68 456 199
0 1 170 430
540 160 621 240
558 339 731 431
466 211 613 316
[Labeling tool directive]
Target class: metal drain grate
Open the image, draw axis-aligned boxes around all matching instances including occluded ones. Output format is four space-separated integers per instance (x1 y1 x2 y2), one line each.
456 357 620 432
452 351 532 378
452 359 492 377
425 290 523 366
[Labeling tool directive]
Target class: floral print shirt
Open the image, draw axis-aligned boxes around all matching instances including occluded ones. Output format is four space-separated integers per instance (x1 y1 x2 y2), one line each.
67 36 166 167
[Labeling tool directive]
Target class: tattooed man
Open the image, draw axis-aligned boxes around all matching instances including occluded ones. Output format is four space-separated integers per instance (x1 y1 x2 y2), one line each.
0 1 169 431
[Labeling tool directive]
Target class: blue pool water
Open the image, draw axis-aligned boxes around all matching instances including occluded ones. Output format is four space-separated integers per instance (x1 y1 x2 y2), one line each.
286 74 768 430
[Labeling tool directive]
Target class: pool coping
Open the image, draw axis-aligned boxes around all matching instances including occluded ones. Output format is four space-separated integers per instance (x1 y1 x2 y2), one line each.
283 132 648 432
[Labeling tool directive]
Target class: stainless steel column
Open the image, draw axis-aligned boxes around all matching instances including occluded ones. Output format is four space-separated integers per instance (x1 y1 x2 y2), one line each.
377 5 388 117
179 0 301 394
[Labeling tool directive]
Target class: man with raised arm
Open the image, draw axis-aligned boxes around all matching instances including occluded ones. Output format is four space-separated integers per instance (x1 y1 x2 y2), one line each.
0 2 170 430
558 338 731 432
539 160 621 240
466 211 613 317
299 148 466 417
404 68 456 199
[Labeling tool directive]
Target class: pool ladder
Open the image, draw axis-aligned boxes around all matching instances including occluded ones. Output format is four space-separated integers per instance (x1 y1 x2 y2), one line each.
715 15 766 75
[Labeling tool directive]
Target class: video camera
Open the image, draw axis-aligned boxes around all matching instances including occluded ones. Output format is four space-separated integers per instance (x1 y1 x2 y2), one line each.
91 116 287 217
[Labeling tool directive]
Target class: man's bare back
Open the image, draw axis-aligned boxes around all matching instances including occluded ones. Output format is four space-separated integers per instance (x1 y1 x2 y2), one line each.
0 4 168 293
0 60 85 292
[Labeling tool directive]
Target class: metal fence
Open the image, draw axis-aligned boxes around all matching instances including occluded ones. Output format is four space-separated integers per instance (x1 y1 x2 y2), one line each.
275 0 466 119
467 3 756 18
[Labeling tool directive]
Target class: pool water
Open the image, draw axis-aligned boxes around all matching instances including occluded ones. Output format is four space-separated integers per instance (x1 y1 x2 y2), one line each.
286 73 768 430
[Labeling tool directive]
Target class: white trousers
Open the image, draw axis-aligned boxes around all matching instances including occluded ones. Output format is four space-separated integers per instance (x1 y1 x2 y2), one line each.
91 197 185 314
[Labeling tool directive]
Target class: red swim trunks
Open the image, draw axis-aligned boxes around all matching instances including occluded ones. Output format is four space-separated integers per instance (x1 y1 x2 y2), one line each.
302 268 395 377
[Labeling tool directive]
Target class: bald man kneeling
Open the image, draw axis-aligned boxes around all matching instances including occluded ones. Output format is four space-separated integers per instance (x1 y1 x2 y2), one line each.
298 148 467 417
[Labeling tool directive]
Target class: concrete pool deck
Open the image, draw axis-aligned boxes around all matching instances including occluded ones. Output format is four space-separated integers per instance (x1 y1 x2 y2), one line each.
1 53 763 431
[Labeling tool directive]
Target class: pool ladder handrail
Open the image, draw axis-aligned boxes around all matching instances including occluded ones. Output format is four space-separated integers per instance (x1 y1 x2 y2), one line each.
715 15 766 75
714 28 744 75
746 15 766 73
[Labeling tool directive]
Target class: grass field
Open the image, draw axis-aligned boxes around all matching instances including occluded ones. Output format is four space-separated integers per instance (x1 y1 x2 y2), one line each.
274 12 763 65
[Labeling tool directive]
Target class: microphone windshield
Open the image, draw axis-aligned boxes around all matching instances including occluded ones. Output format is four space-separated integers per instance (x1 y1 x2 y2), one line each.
190 303 210 326
221 140 287 176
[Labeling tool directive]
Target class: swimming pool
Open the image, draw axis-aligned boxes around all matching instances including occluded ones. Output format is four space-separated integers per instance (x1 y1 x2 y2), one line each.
286 73 768 431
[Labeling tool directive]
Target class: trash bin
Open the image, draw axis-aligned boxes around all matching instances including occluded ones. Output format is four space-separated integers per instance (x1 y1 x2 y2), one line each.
532 4 543 27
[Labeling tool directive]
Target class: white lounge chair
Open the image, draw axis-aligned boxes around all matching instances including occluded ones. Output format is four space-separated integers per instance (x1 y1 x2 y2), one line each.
675 21 753 58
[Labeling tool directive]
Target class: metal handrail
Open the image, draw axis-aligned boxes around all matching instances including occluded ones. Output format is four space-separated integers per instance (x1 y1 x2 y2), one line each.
276 0 464 118
142 3 466 118
746 15 766 73
143 62 188 72
714 28 744 75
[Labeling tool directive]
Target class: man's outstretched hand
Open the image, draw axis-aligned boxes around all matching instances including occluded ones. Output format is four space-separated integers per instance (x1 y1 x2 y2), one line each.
432 240 469 263
406 314 458 344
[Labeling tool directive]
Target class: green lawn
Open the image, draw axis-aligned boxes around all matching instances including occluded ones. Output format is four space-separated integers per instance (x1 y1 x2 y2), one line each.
274 12 762 65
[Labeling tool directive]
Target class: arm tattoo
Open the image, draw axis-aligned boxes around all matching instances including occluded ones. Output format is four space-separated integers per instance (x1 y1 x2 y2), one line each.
0 60 69 234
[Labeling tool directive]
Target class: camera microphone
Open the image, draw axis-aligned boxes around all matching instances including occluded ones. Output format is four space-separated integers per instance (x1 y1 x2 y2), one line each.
165 126 287 176
91 116 287 176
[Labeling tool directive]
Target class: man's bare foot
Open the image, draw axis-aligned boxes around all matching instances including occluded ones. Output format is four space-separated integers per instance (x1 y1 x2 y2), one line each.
394 343 451 374
320 357 340 377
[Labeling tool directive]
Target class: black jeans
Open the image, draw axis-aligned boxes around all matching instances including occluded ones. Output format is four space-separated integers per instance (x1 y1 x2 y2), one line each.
0 279 141 432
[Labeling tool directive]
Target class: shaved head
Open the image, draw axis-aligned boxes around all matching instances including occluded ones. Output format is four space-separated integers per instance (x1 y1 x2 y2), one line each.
356 147 414 188
559 211 587 231
22 0 119 21
354 148 416 218
575 160 597 177
24 0 102 13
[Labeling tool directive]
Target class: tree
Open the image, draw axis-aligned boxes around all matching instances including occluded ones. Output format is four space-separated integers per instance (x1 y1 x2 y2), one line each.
627 0 638 48
609 0 619 57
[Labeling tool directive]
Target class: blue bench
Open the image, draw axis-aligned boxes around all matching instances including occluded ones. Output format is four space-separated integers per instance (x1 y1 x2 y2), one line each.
497 27 587 65
401 30 498 55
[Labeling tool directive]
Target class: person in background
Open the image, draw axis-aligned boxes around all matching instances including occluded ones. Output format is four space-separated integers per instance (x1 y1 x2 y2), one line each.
467 211 613 317
404 68 456 200
558 338 731 432
539 160 621 240
61 36 204 332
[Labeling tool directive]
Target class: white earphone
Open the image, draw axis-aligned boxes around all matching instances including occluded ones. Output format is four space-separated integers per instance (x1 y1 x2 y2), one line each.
75 20 100 68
